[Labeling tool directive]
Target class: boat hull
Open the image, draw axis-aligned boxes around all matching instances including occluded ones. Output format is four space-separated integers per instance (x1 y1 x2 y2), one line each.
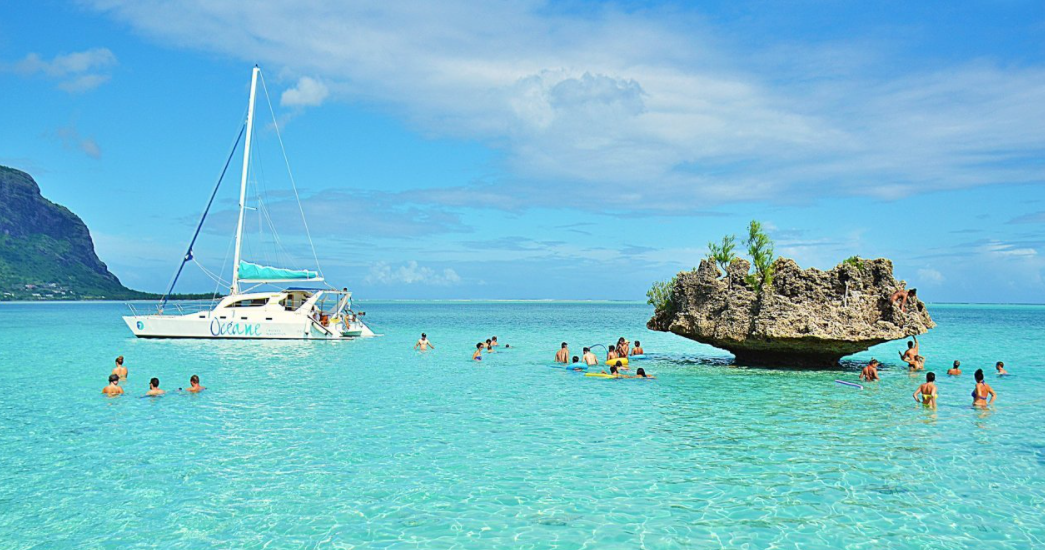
123 314 374 340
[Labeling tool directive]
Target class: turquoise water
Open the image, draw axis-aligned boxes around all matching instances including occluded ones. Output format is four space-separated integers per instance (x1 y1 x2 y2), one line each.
1 301 1043 549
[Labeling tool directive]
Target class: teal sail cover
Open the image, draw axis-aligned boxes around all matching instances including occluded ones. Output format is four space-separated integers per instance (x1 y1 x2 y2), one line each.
238 261 318 281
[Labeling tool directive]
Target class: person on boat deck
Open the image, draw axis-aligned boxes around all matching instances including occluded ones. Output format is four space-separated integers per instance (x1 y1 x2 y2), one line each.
582 347 598 366
890 287 917 313
102 374 123 397
947 360 962 376
146 377 165 397
473 342 484 362
491 336 500 347
554 342 569 363
899 336 919 368
112 356 128 379
860 359 880 381
414 333 435 351
914 372 938 408
972 369 997 407
996 361 1009 375
185 375 206 393
631 341 644 356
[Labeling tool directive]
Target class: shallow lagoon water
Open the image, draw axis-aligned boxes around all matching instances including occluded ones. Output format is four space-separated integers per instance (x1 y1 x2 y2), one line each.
0 301 1043 549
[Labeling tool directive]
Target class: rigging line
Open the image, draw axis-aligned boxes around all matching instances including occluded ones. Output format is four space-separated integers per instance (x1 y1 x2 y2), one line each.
258 70 324 278
193 257 230 287
160 120 247 311
213 228 236 300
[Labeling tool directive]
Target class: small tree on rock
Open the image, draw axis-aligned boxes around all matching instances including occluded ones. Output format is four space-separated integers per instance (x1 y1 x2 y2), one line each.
707 235 738 276
744 220 775 292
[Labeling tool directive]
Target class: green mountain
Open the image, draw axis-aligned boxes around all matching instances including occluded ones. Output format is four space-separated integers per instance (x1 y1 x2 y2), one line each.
0 165 150 300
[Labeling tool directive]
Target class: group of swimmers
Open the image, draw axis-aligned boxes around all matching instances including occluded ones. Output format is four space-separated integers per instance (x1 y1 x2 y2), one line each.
554 337 653 378
100 355 206 397
859 352 1007 409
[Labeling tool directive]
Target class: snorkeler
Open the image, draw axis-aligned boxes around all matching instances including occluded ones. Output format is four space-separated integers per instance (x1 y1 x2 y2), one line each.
582 347 598 366
185 375 206 393
860 359 880 381
947 361 962 376
899 336 919 368
102 374 123 396
112 356 128 379
146 377 165 397
972 369 996 407
995 361 1009 375
473 343 484 362
890 287 917 313
631 341 644 356
913 372 937 408
414 333 435 351
555 342 569 363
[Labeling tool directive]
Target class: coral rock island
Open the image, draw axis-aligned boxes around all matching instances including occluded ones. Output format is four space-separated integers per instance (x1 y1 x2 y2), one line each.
647 257 935 367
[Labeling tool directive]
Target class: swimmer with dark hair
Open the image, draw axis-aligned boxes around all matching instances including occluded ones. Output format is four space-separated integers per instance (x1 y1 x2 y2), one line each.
102 374 123 396
899 336 920 369
860 359 880 381
185 375 206 393
491 336 499 347
485 339 493 351
631 341 644 356
995 361 1009 375
632 367 655 379
913 372 937 408
112 356 128 379
606 345 619 363
414 333 435 351
972 369 996 407
473 343 484 362
571 356 579 363
146 377 165 396
582 347 598 366
947 360 962 376
555 342 569 363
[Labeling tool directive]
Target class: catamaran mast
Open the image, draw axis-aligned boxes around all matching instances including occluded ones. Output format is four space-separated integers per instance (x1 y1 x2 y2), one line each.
231 65 260 295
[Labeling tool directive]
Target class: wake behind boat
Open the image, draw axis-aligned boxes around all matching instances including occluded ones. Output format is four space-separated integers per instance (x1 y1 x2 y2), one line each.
124 66 374 340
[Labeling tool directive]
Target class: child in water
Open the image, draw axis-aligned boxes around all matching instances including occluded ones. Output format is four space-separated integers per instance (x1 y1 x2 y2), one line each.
913 372 937 408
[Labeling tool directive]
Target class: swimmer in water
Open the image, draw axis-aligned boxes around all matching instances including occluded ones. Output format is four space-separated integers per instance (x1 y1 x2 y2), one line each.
912 355 925 371
860 359 880 382
972 369 996 407
995 361 1009 375
597 363 622 377
631 341 644 356
947 360 962 376
913 372 937 408
184 375 206 393
617 337 630 357
473 343 484 362
112 355 128 379
146 377 165 397
491 336 500 347
102 374 123 396
485 339 493 351
606 345 619 363
582 347 598 366
555 342 569 364
632 367 655 379
899 336 919 368
414 333 435 351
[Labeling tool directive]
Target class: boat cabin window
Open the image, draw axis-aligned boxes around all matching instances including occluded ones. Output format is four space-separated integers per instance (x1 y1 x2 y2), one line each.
228 298 268 308
280 292 312 311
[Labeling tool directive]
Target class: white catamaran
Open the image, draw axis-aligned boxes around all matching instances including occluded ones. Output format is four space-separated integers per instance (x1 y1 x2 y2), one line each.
124 66 374 340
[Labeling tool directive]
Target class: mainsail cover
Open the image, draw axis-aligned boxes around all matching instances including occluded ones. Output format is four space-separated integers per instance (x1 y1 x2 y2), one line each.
238 261 318 281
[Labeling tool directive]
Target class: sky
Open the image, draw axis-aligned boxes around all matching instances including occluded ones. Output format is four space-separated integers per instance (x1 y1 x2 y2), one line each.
1 0 1043 302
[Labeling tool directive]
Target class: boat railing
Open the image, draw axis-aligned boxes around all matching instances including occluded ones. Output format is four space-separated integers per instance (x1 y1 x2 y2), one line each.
126 299 223 317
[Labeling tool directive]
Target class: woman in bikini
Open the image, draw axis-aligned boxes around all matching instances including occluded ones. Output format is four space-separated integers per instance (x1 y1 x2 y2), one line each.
913 372 937 408
972 369 996 408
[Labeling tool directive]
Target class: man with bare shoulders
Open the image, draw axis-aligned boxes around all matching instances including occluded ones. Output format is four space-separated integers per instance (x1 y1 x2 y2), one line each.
102 374 123 397
185 375 206 393
414 333 435 351
555 342 569 363
899 336 919 368
860 359 880 382
146 377 165 397
112 356 128 379
947 360 962 376
582 347 598 366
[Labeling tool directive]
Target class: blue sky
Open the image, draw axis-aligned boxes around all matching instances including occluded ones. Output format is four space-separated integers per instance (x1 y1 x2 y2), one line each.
1 1 1043 302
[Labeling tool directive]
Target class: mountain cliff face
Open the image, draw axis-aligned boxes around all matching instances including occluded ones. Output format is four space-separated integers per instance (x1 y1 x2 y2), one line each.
647 257 935 367
0 165 145 300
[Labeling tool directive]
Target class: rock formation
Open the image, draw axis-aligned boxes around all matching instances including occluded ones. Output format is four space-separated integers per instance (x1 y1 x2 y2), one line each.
647 257 935 367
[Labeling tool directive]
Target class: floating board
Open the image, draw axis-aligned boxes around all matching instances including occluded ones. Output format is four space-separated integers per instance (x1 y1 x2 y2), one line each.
835 380 863 389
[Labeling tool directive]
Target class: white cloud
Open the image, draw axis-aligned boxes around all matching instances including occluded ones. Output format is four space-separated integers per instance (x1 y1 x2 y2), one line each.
83 2 1045 210
280 76 329 107
916 268 945 286
51 125 102 159
365 261 462 286
12 48 117 92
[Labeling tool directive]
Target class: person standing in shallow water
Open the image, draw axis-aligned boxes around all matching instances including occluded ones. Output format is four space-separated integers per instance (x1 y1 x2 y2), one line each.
146 377 165 396
473 343 484 362
947 361 962 376
860 359 880 381
184 375 205 393
112 356 127 379
914 372 937 408
996 361 1009 375
972 369 996 407
631 341 644 356
414 333 435 351
554 342 569 363
102 374 123 396
582 347 598 366
899 336 919 368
